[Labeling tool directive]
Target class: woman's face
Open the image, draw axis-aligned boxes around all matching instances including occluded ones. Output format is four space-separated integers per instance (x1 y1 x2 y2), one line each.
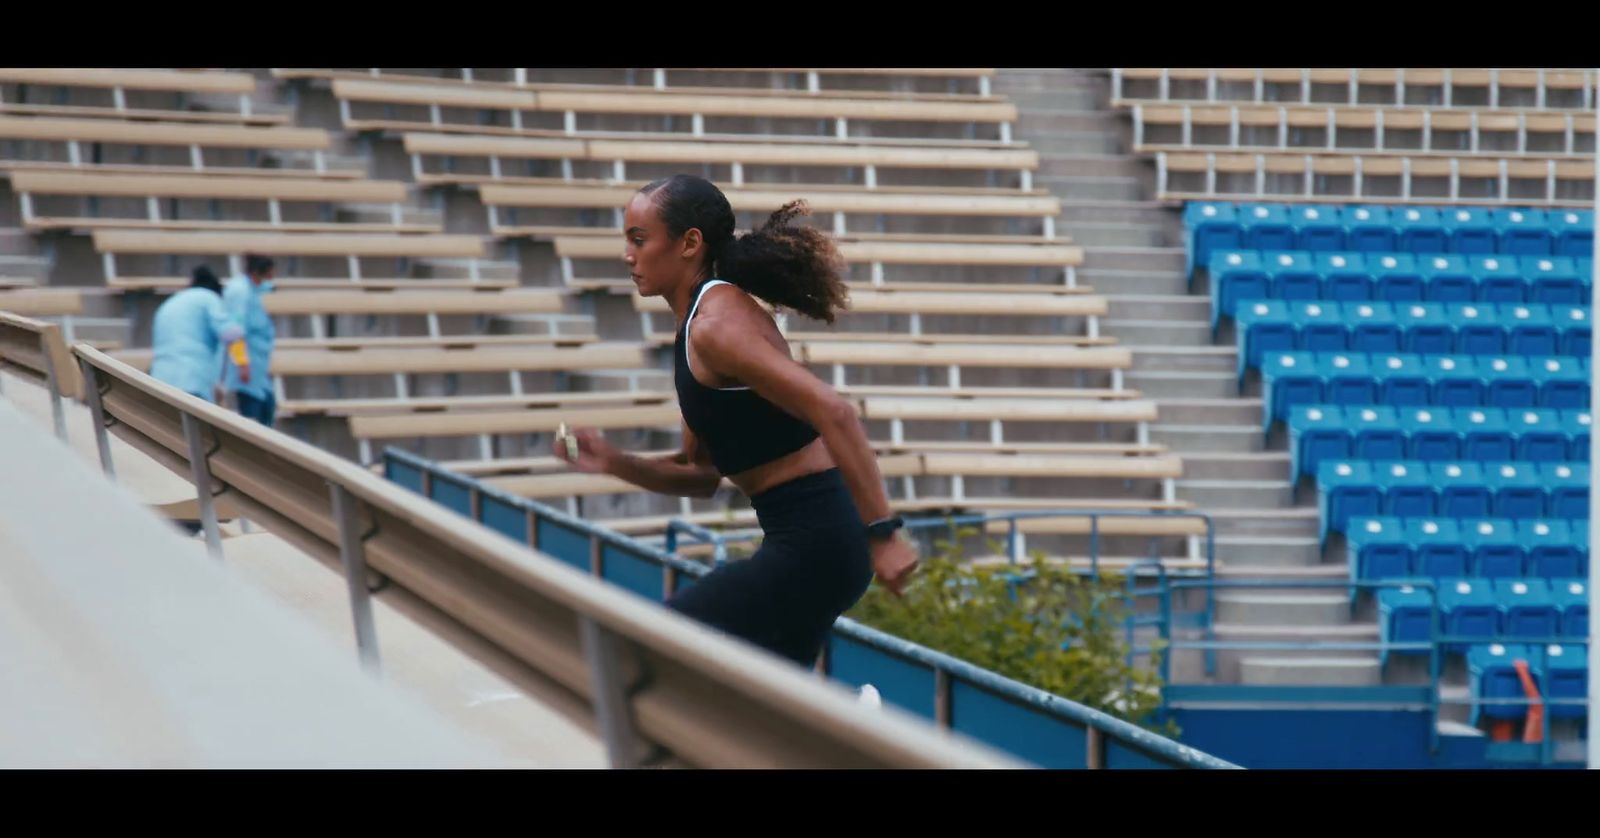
622 192 703 298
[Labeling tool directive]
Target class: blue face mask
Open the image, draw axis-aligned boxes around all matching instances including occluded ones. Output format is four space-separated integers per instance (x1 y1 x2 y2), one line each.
259 280 276 293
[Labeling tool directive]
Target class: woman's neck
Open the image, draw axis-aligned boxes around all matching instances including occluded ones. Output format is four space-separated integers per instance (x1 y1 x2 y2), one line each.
666 273 715 323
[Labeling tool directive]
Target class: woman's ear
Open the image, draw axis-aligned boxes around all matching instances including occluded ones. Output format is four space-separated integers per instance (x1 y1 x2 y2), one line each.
680 227 704 262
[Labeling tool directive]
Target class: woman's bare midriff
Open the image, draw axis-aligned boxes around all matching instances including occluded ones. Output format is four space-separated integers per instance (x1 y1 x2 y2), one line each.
726 436 836 498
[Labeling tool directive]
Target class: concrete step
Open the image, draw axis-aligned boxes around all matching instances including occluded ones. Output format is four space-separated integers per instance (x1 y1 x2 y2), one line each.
1182 452 1291 481
1239 656 1381 687
1105 293 1207 320
1006 89 1104 111
1207 507 1321 538
0 228 39 257
995 69 1102 90
1213 535 1324 567
1124 370 1236 398
1215 562 1347 580
1129 346 1236 373
1015 109 1118 134
1078 270 1188 296
1026 133 1125 156
1153 397 1259 425
1176 479 1292 510
1080 246 1185 273
1036 154 1148 179
1149 423 1263 453
1037 174 1144 202
418 257 520 281
1175 623 1380 683
0 254 51 280
1056 223 1171 248
1104 319 1210 346
1217 592 1351 627
1054 200 1176 226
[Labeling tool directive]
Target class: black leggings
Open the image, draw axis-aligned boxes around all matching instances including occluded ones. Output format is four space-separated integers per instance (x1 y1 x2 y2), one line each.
665 468 873 668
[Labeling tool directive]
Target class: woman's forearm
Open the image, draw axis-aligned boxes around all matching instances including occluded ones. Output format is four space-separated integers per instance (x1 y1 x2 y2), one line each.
814 403 894 525
607 450 722 498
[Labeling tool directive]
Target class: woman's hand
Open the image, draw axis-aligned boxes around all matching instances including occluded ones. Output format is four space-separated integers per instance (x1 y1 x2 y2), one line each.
870 534 920 597
553 426 615 474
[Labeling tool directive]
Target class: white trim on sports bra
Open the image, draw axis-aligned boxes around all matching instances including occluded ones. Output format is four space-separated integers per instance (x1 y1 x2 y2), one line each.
684 279 751 392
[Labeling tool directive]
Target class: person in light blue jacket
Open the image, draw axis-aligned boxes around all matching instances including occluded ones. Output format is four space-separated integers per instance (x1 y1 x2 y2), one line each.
149 266 247 402
221 254 278 426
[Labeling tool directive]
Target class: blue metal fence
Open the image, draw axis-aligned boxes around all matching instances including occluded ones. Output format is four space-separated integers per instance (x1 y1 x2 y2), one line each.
381 447 1239 770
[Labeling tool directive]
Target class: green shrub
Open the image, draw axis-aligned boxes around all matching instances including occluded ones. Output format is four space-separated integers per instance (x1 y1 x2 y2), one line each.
847 525 1175 735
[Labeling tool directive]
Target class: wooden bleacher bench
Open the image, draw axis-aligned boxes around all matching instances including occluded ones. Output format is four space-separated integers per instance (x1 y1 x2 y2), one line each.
1155 150 1596 207
858 395 1157 424
332 77 1017 124
11 170 436 234
632 288 1101 318
798 341 1130 370
350 402 680 441
282 388 673 419
0 69 284 126
0 288 84 317
262 288 564 316
1113 68 1597 109
0 115 330 157
90 229 505 290
1127 102 1596 158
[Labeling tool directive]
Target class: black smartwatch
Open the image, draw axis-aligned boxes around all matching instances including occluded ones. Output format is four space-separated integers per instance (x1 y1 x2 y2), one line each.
865 515 906 542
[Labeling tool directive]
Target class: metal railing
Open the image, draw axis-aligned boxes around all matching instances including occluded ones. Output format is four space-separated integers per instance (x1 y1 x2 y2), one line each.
384 447 1238 770
73 345 1023 769
0 310 82 440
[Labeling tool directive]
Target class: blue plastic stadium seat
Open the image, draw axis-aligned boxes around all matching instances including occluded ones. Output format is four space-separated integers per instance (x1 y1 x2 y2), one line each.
1542 644 1588 720
1521 521 1583 579
1421 254 1476 302
1442 581 1502 652
1523 255 1585 304
1345 301 1402 353
1448 303 1505 354
1266 250 1320 300
1493 208 1553 256
1434 463 1491 520
1410 518 1470 578
1551 580 1589 639
1350 405 1405 460
1443 207 1497 254
1234 300 1293 382
1468 642 1537 723
1377 583 1436 666
1185 201 1242 278
1372 253 1425 301
1292 204 1345 251
1495 579 1559 642
1501 303 1558 356
1550 209 1595 258
1373 353 1431 406
1343 205 1396 252
1481 356 1537 408
1457 407 1514 460
1552 305 1591 356
1320 352 1374 406
1403 406 1458 461
1292 301 1347 352
1212 251 1269 329
1397 302 1453 354
1560 409 1592 460
1540 462 1588 519
1242 204 1296 251
1464 518 1524 578
1289 405 1351 481
1532 356 1588 409
1509 408 1570 462
1318 461 1380 541
1377 461 1433 518
1394 206 1447 254
1317 252 1370 300
1431 356 1483 407
1486 462 1547 519
1348 517 1413 582
1471 255 1527 303
1263 352 1321 428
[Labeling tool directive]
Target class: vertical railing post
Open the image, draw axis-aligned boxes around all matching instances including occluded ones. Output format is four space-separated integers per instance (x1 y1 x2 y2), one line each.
79 358 116 481
329 482 382 675
180 413 223 562
579 617 644 768
40 342 67 442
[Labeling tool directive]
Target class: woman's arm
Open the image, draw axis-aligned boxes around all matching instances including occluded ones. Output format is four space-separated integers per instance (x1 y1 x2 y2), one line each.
557 422 723 498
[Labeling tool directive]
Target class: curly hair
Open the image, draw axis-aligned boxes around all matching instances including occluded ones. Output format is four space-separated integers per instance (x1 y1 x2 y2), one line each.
638 174 849 324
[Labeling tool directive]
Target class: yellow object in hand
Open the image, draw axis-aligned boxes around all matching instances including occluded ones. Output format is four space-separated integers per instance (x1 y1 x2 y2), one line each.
227 340 249 368
558 422 579 462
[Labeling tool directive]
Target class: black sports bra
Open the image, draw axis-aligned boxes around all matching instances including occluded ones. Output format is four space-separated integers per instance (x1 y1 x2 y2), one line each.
673 278 820 475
